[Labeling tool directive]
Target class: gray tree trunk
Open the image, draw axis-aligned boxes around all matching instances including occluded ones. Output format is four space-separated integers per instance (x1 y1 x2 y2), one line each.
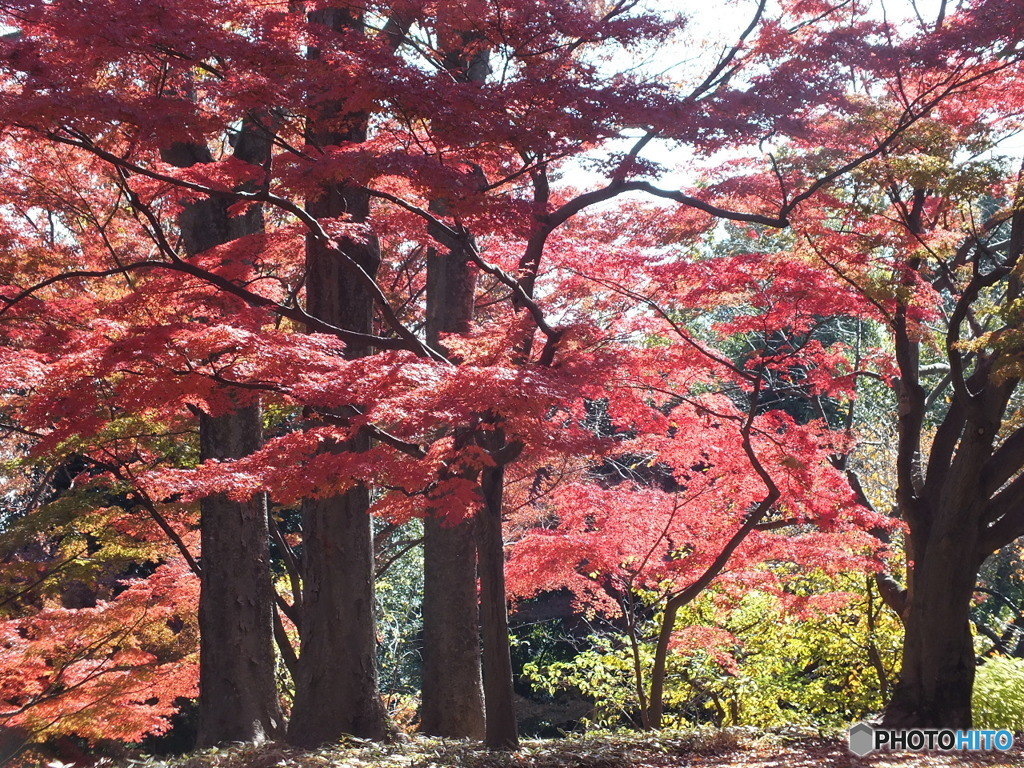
286 227 390 746
196 405 282 745
883 435 991 729
419 24 490 741
476 451 519 749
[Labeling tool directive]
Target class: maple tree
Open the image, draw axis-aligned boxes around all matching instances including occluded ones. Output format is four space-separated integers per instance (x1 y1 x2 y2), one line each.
0 452 201 759
0 561 199 745
0 0 1020 756
503 236 895 728
786 102 1024 729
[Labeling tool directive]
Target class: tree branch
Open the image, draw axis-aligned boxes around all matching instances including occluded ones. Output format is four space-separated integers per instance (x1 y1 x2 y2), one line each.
981 472 1024 552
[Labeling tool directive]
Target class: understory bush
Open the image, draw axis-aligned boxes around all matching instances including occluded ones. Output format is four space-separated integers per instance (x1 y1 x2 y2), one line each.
521 573 902 730
973 656 1024 731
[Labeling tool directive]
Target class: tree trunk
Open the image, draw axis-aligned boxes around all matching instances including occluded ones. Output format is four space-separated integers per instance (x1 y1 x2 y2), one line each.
419 19 491 736
421 515 486 738
196 406 282 745
288 470 389 745
882 499 986 729
286 225 388 744
476 447 519 749
625 614 651 730
884 574 976 728
420 246 486 739
286 226 390 746
287 8 389 741
417 14 497 743
646 595 683 730
164 130 283 746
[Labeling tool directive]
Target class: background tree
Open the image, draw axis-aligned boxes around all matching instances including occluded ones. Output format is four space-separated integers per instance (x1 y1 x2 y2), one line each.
419 7 489 741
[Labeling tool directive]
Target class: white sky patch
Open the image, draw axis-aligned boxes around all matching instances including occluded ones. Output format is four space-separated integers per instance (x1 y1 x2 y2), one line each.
560 0 1022 202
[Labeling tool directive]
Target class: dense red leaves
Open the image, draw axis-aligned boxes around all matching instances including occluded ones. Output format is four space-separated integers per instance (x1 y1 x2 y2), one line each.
0 560 199 743
506 411 891 616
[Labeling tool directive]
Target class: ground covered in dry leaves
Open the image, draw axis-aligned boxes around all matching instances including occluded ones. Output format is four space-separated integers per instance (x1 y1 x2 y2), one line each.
92 729 1023 768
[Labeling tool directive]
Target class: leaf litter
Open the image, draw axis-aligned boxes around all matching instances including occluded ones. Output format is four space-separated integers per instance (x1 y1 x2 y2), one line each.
76 729 1023 768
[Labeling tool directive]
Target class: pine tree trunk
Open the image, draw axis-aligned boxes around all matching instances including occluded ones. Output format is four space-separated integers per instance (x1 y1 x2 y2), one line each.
420 247 486 739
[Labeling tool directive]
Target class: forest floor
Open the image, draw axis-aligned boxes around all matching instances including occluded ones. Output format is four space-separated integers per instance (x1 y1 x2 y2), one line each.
99 730 1023 768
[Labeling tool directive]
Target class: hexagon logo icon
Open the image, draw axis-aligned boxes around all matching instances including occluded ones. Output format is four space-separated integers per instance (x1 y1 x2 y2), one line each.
848 722 875 756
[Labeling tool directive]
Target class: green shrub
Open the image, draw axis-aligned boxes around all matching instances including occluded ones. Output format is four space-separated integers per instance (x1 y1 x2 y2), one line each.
520 573 902 731
973 656 1024 731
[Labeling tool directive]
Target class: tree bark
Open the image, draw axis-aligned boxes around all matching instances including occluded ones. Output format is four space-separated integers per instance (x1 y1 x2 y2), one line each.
420 241 485 739
286 5 389 746
882 469 989 728
646 595 683 730
287 229 390 746
475 432 519 749
419 20 491 739
164 128 283 747
196 406 282 745
883 556 978 729
421 514 486 738
288 466 389 745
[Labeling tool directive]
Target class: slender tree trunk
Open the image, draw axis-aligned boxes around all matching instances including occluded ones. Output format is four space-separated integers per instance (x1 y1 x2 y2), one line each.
163 129 283 746
475 433 519 749
286 6 389 746
420 244 486 739
623 604 651 730
865 577 892 701
419 23 493 739
646 595 683 730
644 464 778 729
